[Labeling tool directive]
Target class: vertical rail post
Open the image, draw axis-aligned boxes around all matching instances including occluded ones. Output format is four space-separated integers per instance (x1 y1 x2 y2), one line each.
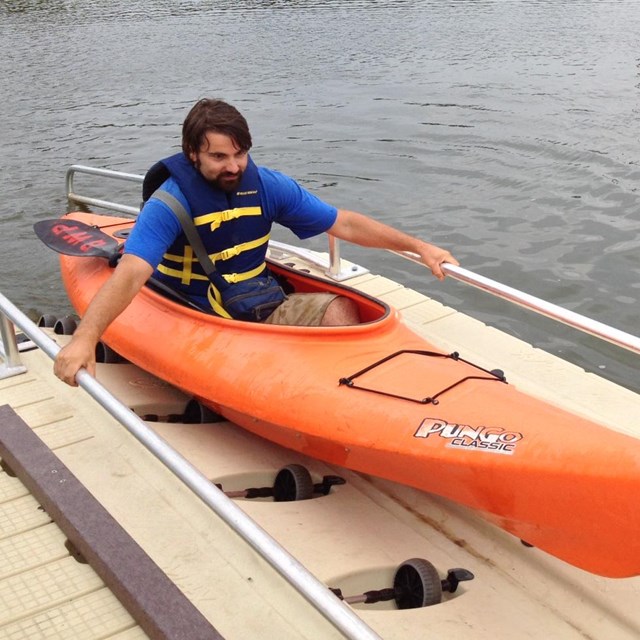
0 316 27 378
328 235 342 277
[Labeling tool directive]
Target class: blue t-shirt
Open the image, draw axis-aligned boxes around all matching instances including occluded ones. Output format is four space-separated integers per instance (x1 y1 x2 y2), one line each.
125 166 338 272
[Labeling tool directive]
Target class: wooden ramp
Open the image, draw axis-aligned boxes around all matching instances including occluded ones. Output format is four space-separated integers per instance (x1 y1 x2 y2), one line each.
1 263 640 639
0 404 222 640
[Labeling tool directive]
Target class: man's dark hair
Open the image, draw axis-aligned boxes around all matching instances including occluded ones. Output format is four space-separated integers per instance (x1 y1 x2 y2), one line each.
182 98 252 156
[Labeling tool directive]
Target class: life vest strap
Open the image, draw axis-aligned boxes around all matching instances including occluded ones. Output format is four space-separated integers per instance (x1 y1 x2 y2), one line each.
156 264 209 282
206 286 232 318
221 263 267 284
213 233 270 262
194 207 262 232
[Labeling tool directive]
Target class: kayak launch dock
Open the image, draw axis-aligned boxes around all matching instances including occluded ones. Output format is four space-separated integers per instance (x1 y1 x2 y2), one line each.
3 164 640 638
1 250 640 639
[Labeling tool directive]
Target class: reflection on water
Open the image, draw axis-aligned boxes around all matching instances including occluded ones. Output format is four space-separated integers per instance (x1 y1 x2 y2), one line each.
1 0 638 391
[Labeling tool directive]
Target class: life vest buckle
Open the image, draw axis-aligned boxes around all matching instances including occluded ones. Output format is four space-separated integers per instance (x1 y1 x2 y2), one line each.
210 208 238 232
218 246 241 261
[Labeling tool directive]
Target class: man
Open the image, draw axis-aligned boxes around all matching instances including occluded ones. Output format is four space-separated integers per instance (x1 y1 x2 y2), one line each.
54 98 458 386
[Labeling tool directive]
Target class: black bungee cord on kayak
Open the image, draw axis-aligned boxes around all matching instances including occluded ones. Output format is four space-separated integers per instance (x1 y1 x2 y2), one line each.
339 349 508 405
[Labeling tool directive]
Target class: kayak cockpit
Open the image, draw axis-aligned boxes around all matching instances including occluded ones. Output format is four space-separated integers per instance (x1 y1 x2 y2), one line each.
143 255 391 325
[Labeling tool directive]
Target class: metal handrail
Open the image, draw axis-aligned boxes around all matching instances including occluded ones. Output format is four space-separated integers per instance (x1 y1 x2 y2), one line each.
65 164 640 356
396 252 640 356
66 165 143 216
0 292 382 640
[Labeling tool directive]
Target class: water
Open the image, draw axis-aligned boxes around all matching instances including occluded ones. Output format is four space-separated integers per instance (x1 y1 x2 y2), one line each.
1 0 638 391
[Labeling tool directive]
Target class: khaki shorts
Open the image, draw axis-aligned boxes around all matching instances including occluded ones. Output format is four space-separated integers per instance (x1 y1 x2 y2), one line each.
263 293 338 326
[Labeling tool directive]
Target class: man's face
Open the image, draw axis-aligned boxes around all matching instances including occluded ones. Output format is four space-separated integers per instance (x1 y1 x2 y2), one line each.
189 131 249 192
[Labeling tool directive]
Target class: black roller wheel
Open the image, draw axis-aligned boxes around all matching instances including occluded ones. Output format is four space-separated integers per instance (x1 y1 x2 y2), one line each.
183 399 224 423
37 314 57 328
54 315 78 335
393 558 442 609
273 464 314 501
95 341 125 363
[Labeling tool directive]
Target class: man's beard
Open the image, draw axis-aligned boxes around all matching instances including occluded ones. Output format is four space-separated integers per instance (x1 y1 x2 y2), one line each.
211 170 243 193
192 159 243 193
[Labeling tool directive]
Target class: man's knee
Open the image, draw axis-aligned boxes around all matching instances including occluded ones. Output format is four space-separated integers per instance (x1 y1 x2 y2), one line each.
320 296 360 326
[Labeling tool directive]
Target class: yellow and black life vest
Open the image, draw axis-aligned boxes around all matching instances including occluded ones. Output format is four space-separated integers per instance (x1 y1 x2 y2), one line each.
147 153 275 317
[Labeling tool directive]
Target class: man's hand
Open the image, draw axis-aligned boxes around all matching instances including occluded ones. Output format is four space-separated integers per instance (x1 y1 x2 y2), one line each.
54 333 97 386
416 242 459 280
52 254 153 386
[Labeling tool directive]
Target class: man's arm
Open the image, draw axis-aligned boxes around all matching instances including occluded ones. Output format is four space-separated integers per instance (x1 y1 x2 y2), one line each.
327 209 459 280
54 254 153 386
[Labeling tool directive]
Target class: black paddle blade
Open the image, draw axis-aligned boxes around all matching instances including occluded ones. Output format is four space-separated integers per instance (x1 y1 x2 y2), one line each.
33 219 120 259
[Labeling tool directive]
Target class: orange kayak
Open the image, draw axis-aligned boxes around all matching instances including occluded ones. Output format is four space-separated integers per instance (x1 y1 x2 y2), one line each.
59 211 640 578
